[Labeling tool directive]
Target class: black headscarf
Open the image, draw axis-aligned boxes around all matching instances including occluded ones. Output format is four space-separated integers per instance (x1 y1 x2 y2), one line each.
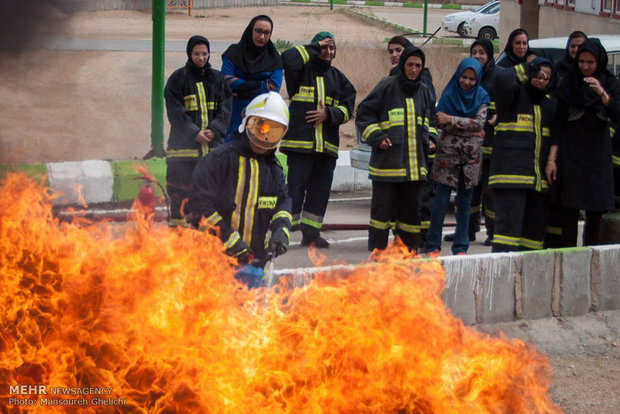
470 38 495 80
555 31 588 80
186 35 210 70
221 15 282 75
500 28 529 67
525 57 555 102
398 46 425 96
556 38 614 109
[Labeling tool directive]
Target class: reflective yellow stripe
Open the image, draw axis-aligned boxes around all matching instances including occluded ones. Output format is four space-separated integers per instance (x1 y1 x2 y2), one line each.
488 174 535 185
485 208 495 220
206 212 223 226
232 156 246 232
420 220 430 230
280 140 314 150
296 45 310 64
315 76 325 152
515 64 527 84
533 104 543 191
494 234 520 247
369 166 407 178
520 237 543 250
224 232 240 249
290 95 314 103
166 149 200 159
406 97 419 181
324 141 338 154
395 221 420 234
489 101 496 111
301 216 322 230
613 155 620 166
542 127 550 136
495 122 534 133
196 82 209 130
242 158 259 245
378 119 405 129
362 124 381 142
482 146 492 156
370 218 391 230
335 104 349 122
272 210 292 223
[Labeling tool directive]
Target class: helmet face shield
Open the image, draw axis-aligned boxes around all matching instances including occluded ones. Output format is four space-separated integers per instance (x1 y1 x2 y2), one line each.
246 116 287 150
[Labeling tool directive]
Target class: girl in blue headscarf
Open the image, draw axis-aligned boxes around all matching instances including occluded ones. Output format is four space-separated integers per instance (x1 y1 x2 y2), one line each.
425 57 489 255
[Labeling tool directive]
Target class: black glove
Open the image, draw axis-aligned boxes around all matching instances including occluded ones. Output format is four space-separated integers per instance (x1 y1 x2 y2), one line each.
225 238 252 265
268 227 289 257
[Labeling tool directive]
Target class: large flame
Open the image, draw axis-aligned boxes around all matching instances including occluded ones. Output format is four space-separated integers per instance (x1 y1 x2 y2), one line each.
0 173 560 413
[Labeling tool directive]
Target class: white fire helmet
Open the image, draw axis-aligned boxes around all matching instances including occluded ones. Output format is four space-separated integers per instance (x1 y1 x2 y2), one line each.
238 91 289 151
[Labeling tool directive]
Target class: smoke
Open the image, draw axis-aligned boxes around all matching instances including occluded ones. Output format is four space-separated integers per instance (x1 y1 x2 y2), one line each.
0 0 74 52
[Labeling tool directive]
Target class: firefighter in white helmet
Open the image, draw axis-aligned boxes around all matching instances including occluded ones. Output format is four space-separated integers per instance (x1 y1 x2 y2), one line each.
188 91 292 271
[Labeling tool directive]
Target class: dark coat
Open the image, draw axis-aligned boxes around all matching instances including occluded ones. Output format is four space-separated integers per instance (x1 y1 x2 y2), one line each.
356 75 437 182
165 62 232 160
490 64 556 193
189 138 291 261
280 42 356 158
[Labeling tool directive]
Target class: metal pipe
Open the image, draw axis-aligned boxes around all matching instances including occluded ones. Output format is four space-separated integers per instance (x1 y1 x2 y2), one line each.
151 0 165 157
423 0 428 37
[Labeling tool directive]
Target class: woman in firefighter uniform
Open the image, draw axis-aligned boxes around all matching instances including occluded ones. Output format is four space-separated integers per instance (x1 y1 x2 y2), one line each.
165 35 232 227
489 57 556 252
552 38 620 247
356 46 438 252
280 32 356 248
188 92 292 267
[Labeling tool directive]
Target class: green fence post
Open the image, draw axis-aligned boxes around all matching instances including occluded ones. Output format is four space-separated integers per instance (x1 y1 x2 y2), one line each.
152 0 165 157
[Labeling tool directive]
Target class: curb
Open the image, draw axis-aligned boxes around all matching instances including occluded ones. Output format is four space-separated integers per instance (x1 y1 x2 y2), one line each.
1 151 371 206
273 245 620 325
279 0 477 10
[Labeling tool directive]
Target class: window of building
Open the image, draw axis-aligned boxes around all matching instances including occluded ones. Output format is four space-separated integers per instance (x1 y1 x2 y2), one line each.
601 0 612 15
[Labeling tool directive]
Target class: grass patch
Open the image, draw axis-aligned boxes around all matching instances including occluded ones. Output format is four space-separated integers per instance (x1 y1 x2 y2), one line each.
365 1 386 5
274 39 295 52
403 3 423 8
441 4 462 9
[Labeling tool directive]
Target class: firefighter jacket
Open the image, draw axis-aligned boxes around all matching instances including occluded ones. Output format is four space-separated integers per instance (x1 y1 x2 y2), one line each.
279 42 356 158
489 63 555 192
188 137 292 261
165 62 232 161
355 75 438 182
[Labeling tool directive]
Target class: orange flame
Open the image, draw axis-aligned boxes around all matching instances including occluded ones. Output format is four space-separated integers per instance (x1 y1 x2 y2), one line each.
0 173 560 413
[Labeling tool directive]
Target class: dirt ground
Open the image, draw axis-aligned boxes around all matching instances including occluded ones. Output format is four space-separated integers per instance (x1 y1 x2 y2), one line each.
0 5 397 164
1 5 619 413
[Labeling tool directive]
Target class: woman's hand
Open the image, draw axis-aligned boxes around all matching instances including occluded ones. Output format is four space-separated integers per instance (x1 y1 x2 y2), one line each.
435 111 451 127
487 114 497 126
305 102 328 128
545 160 557 184
379 137 392 150
584 76 609 105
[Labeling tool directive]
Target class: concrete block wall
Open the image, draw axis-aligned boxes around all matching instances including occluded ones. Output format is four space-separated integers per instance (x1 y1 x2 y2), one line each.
440 247 620 325
62 0 276 12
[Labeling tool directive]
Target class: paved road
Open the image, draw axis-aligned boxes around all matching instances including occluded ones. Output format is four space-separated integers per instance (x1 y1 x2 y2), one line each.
271 194 496 275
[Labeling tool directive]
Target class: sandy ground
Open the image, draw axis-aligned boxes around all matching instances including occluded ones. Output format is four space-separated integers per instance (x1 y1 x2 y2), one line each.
1 5 619 413
0 5 398 164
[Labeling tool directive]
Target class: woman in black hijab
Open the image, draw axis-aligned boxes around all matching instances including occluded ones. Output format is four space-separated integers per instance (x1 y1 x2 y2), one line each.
497 28 529 68
221 15 283 141
550 38 620 247
555 30 588 82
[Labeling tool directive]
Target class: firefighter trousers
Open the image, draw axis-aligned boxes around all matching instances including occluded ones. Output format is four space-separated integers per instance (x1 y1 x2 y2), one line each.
286 152 336 241
492 188 548 252
166 159 197 224
369 180 423 252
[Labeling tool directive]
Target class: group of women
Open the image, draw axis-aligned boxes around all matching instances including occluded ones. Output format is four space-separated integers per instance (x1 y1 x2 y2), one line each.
164 15 356 249
359 28 619 255
164 14 619 256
